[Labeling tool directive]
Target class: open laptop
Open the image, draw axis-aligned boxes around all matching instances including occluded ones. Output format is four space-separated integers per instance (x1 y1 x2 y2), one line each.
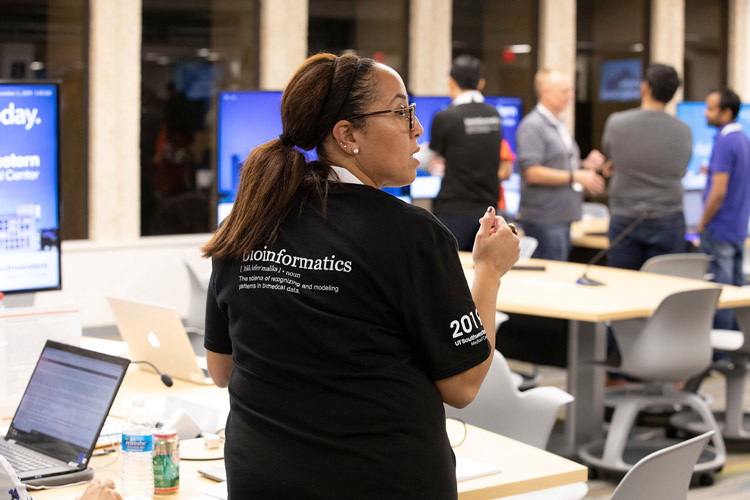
0 340 129 483
107 296 213 385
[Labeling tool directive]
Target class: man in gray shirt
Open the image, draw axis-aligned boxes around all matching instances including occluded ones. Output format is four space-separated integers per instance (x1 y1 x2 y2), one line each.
516 69 605 261
602 63 692 270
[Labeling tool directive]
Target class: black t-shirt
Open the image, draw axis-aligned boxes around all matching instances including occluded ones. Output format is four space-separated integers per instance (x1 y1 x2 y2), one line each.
431 101 502 214
205 184 491 500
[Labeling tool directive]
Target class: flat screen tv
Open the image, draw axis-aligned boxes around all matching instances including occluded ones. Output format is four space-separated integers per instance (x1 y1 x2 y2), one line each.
0 81 61 295
411 95 524 215
599 59 642 102
217 91 524 221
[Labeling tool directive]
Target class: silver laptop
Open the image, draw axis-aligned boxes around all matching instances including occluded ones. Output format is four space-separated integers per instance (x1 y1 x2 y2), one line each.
107 296 212 385
0 340 129 483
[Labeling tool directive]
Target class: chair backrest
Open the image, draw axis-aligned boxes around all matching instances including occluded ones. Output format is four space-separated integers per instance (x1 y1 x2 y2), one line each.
519 236 538 259
445 350 573 449
730 306 750 356
640 253 712 280
184 260 208 333
582 202 610 219
612 287 721 381
610 431 714 500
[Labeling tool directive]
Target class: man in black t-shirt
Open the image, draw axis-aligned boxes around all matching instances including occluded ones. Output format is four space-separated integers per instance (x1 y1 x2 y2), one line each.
430 55 503 251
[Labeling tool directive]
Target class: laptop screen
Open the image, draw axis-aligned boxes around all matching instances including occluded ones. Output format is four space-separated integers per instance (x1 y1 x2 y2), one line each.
5 341 129 466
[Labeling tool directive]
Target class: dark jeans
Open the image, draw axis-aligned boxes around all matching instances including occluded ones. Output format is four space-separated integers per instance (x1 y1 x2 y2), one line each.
607 212 687 270
436 211 481 252
700 229 745 330
519 221 571 261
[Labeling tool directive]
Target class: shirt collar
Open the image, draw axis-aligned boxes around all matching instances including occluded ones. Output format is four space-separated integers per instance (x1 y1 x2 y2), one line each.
328 165 364 185
452 90 485 106
535 103 561 125
719 121 743 137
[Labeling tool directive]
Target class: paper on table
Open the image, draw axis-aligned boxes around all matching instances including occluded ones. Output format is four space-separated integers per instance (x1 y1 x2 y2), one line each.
203 480 228 500
456 457 502 481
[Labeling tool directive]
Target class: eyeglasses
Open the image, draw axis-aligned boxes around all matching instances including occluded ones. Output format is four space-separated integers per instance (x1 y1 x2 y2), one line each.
346 103 416 130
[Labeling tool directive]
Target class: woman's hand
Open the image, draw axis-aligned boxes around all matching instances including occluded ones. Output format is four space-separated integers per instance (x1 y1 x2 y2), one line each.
472 206 519 278
76 479 123 500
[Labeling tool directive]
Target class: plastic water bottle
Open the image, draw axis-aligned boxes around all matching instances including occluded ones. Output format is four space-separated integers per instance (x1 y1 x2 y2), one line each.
121 398 155 500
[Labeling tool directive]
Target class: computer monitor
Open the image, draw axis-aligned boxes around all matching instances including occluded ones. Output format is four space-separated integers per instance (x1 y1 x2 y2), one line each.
677 101 750 189
0 81 61 295
217 90 284 223
411 95 524 216
599 59 642 102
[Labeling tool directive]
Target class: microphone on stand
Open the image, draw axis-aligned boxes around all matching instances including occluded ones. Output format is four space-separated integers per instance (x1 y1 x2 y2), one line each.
576 211 652 286
131 360 174 387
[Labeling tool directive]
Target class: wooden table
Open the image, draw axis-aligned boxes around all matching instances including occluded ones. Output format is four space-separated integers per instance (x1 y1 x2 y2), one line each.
461 254 750 454
570 217 609 250
32 368 587 499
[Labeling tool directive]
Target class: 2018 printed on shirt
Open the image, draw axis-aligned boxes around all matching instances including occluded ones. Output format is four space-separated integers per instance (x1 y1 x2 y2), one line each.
452 308 486 346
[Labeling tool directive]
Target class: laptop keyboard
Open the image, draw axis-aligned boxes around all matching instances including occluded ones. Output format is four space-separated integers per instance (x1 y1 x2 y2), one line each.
0 440 56 472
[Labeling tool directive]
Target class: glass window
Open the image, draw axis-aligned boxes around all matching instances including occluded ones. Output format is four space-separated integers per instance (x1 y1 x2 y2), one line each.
0 0 88 239
576 0 650 155
308 0 409 81
141 1 259 236
684 0 727 101
452 0 538 114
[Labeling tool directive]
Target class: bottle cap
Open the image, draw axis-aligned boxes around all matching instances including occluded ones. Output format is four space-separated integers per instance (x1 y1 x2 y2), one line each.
155 429 178 439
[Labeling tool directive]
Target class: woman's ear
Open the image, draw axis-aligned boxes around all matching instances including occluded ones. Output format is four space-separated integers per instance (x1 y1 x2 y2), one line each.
331 120 359 154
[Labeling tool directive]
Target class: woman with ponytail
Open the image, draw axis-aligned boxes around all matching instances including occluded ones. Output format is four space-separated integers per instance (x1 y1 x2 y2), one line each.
203 53 519 499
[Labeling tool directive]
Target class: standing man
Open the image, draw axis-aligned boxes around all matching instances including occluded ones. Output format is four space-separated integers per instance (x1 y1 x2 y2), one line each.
430 55 503 251
699 89 750 329
602 63 692 270
516 69 605 261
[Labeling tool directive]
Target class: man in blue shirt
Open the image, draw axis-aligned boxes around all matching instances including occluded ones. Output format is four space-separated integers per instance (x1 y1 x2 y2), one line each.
699 88 750 329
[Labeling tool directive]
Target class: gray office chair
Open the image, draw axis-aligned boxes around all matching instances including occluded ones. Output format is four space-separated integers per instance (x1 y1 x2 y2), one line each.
509 235 541 389
640 254 750 442
582 202 610 220
518 236 538 259
672 306 750 442
578 288 725 480
183 260 208 355
447 350 586 499
503 431 713 500
445 350 573 450
640 253 712 281
609 431 714 500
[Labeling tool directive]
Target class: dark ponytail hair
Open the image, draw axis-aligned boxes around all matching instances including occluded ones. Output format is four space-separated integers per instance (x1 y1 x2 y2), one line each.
203 53 376 260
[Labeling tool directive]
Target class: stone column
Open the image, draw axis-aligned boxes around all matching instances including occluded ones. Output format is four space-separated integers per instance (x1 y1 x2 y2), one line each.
728 0 749 98
88 0 141 241
46 0 88 239
259 0 308 90
409 0 452 95
538 0 577 130
650 0 685 114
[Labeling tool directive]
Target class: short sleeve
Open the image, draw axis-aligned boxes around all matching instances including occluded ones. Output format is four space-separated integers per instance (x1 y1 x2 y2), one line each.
401 222 491 380
710 136 733 174
428 112 447 156
204 261 233 355
601 115 613 158
516 119 546 172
